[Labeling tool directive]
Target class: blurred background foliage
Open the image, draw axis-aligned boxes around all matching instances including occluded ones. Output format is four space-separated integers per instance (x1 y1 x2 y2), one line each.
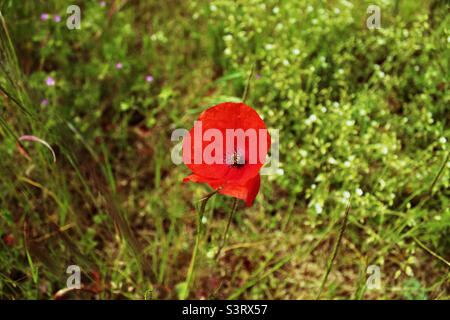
0 0 448 299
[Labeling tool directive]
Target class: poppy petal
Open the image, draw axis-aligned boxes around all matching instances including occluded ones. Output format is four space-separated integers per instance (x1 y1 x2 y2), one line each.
183 173 224 188
245 174 260 207
218 174 261 207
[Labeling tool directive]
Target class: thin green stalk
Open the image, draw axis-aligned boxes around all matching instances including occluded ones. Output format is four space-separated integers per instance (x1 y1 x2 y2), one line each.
182 188 220 299
412 152 449 212
427 152 449 196
316 200 351 299
412 236 450 268
215 198 238 260
242 64 254 103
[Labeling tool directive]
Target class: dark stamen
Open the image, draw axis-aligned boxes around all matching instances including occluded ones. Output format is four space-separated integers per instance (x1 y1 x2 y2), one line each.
224 150 245 168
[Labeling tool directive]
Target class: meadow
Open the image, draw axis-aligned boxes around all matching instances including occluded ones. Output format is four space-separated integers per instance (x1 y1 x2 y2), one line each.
0 0 448 300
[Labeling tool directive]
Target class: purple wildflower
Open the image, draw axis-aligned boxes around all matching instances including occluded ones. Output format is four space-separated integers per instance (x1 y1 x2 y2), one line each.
41 99 49 105
100 1 106 7
116 62 123 69
54 15 61 23
41 13 49 20
255 74 262 79
146 75 154 82
46 77 55 86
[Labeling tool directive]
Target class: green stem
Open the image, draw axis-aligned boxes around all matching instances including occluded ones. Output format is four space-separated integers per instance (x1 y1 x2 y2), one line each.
215 198 238 260
316 200 351 299
182 188 220 299
412 236 450 267
427 152 449 196
242 64 255 104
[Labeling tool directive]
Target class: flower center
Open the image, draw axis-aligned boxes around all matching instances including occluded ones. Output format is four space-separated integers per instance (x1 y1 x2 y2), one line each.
225 150 245 168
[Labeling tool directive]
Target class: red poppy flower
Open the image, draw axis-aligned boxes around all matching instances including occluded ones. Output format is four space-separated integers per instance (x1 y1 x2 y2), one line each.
182 102 270 206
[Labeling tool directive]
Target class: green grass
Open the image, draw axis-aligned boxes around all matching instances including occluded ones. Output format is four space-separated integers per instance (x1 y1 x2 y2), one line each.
0 0 449 300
